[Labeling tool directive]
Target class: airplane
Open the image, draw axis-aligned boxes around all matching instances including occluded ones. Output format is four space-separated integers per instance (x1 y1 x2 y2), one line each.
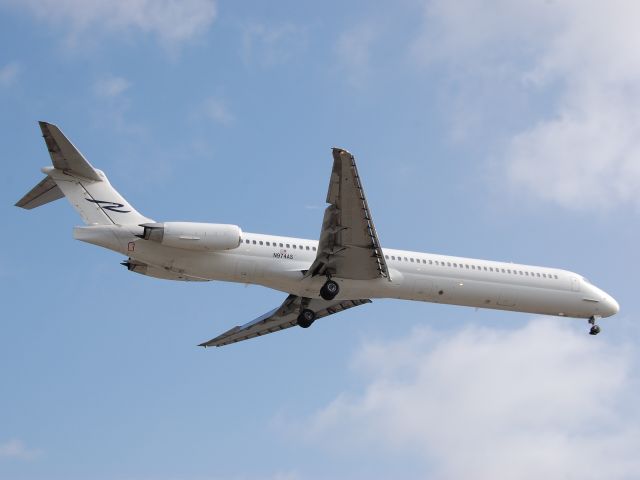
16 122 620 347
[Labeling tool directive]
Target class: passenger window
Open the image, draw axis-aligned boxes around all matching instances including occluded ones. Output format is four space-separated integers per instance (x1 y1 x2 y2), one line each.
252 240 257 245
279 243 283 247
537 273 541 277
501 269 505 273
245 239 249 244
429 260 433 264
266 242 270 246
293 245 297 249
286 244 290 248
404 257 408 262
410 258 414 262
554 275 558 279
447 262 451 267
306 246 310 250
259 241 263 245
313 247 317 251
489 267 494 272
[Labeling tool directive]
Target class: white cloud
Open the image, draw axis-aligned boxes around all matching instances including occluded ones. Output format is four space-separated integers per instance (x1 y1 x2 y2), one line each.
0 62 20 87
414 0 640 211
304 319 640 479
1 0 216 47
202 97 234 126
93 75 131 98
335 22 377 87
0 439 40 460
241 23 307 68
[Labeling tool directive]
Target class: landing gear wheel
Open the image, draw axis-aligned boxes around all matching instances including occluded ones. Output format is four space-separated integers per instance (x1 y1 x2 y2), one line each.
588 315 601 335
320 280 340 301
297 309 316 328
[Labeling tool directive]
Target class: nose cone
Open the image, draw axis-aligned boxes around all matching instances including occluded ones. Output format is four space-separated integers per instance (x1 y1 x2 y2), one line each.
604 295 620 317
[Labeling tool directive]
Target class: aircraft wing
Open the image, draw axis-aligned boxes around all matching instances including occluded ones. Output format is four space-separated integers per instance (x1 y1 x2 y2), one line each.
199 295 371 347
306 148 390 280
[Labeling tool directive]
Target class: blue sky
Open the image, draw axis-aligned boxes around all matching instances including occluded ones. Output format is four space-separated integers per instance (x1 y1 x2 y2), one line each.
2 1 639 479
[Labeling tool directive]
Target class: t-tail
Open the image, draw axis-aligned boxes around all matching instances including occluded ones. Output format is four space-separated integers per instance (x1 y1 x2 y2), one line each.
15 121 151 226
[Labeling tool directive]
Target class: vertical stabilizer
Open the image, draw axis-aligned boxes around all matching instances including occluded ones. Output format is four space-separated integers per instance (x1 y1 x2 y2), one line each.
16 122 153 226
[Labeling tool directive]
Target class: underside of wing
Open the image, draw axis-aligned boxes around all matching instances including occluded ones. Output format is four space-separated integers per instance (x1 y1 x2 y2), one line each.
307 148 390 281
199 295 371 347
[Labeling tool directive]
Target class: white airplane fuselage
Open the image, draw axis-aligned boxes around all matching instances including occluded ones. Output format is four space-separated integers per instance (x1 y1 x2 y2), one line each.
76 224 620 321
18 122 619 345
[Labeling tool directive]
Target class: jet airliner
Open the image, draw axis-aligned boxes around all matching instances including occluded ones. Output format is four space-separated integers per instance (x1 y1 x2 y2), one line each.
16 122 619 346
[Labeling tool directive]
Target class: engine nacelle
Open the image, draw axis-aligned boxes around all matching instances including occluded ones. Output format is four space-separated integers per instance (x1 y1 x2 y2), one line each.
139 222 242 251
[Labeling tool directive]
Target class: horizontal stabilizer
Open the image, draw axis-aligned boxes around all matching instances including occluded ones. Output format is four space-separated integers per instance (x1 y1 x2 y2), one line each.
39 121 101 181
15 176 64 209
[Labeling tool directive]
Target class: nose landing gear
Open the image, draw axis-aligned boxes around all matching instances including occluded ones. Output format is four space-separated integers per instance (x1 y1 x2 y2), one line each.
589 315 601 335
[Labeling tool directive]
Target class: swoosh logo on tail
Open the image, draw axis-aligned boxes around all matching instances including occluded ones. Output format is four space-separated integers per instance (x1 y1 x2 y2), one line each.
86 199 131 213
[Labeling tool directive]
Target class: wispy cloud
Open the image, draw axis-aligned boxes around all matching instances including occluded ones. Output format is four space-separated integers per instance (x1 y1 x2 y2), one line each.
0 62 20 87
0 439 40 460
93 75 131 98
202 97 234 126
241 22 307 68
301 319 640 479
413 0 640 211
335 22 377 87
1 0 216 48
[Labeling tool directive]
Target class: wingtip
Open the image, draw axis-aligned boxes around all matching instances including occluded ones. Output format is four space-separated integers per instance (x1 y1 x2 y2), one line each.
331 147 354 160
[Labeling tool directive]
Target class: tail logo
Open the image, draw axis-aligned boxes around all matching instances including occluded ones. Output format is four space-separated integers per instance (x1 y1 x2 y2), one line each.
86 199 131 213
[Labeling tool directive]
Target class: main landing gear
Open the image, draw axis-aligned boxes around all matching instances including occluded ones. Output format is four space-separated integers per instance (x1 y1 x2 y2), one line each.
297 309 316 328
589 315 601 335
320 279 340 301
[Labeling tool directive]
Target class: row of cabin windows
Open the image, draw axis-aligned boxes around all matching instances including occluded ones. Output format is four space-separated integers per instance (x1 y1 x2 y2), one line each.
383 254 559 280
242 238 317 251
